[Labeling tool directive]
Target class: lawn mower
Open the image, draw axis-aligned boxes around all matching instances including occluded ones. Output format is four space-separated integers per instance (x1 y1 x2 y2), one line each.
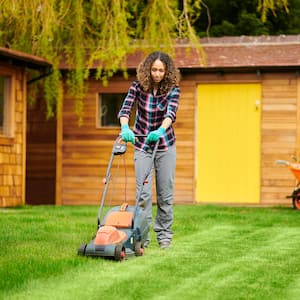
276 159 300 210
78 135 158 260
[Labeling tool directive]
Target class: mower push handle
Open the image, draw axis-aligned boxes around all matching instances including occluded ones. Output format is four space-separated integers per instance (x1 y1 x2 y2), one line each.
134 134 147 138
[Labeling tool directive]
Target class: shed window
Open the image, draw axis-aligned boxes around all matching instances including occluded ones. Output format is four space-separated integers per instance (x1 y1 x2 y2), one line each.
97 93 135 127
0 75 13 138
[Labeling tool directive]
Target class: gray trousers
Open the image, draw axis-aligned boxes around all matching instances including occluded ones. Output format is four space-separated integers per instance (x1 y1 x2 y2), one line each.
134 145 176 244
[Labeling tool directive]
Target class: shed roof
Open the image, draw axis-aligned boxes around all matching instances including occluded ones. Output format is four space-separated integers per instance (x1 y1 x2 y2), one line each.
125 35 300 71
0 46 52 69
57 35 300 72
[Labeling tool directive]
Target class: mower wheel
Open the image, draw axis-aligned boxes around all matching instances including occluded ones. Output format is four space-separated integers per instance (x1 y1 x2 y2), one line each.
78 244 87 256
292 189 300 210
115 245 126 261
134 241 144 256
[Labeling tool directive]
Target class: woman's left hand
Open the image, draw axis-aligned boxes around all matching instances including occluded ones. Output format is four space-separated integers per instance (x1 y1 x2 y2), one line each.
146 127 166 143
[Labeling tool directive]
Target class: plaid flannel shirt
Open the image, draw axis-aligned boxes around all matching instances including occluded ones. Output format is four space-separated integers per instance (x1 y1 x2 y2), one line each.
118 80 180 151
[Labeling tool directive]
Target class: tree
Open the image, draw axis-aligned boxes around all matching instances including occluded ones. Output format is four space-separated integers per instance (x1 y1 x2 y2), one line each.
0 0 289 122
257 0 289 22
196 0 291 37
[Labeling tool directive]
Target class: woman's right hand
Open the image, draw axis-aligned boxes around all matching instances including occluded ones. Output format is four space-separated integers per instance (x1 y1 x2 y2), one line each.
121 124 135 144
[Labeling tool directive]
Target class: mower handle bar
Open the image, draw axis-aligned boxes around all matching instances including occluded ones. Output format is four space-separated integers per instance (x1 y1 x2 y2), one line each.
97 135 160 228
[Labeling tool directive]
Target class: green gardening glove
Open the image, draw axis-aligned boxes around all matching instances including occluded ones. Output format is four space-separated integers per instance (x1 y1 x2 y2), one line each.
121 124 135 144
146 127 166 143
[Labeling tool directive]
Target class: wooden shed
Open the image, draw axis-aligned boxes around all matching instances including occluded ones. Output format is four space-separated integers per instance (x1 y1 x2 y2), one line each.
0 47 52 207
28 35 300 207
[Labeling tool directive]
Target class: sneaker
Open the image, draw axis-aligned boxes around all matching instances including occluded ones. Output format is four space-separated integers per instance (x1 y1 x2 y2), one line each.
159 241 171 249
143 240 150 248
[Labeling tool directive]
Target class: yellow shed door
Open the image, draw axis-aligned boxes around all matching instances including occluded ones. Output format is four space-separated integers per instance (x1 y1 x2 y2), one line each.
197 83 261 204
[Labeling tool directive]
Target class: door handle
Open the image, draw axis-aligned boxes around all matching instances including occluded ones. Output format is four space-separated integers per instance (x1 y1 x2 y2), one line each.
255 100 260 111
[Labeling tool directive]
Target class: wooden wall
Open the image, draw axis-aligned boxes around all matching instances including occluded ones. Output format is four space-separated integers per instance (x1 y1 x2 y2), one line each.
261 73 299 206
26 96 56 205
0 65 26 207
57 75 195 206
57 70 299 207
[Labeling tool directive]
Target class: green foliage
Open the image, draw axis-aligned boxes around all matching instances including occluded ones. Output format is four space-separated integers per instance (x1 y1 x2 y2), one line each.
236 12 269 35
264 0 300 34
0 0 291 121
0 0 203 122
257 0 289 22
196 0 294 37
1 205 300 299
209 20 238 37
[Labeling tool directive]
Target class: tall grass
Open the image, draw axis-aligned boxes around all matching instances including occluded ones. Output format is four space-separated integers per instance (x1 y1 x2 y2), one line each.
1 205 300 299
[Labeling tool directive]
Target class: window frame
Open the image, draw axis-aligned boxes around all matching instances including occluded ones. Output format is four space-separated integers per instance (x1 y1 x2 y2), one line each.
0 67 15 145
96 92 135 128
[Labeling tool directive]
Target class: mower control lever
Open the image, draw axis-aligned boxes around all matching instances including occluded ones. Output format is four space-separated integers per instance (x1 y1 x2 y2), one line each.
113 136 127 155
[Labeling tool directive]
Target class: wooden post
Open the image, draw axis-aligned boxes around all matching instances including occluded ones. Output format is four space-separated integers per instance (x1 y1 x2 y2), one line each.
55 99 63 206
22 70 26 205
296 75 300 160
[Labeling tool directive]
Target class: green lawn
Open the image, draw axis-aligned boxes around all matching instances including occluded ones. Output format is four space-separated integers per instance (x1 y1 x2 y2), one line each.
1 204 300 300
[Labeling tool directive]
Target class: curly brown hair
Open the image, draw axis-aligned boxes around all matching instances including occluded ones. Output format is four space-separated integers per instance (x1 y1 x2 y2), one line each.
137 51 180 94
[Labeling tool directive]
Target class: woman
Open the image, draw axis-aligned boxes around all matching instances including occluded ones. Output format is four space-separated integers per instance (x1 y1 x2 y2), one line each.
118 51 180 249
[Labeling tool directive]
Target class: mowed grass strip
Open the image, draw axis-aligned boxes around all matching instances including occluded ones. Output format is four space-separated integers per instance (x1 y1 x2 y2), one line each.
1 205 300 299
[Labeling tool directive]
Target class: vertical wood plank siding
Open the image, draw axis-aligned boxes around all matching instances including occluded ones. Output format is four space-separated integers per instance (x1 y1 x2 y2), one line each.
26 97 56 204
